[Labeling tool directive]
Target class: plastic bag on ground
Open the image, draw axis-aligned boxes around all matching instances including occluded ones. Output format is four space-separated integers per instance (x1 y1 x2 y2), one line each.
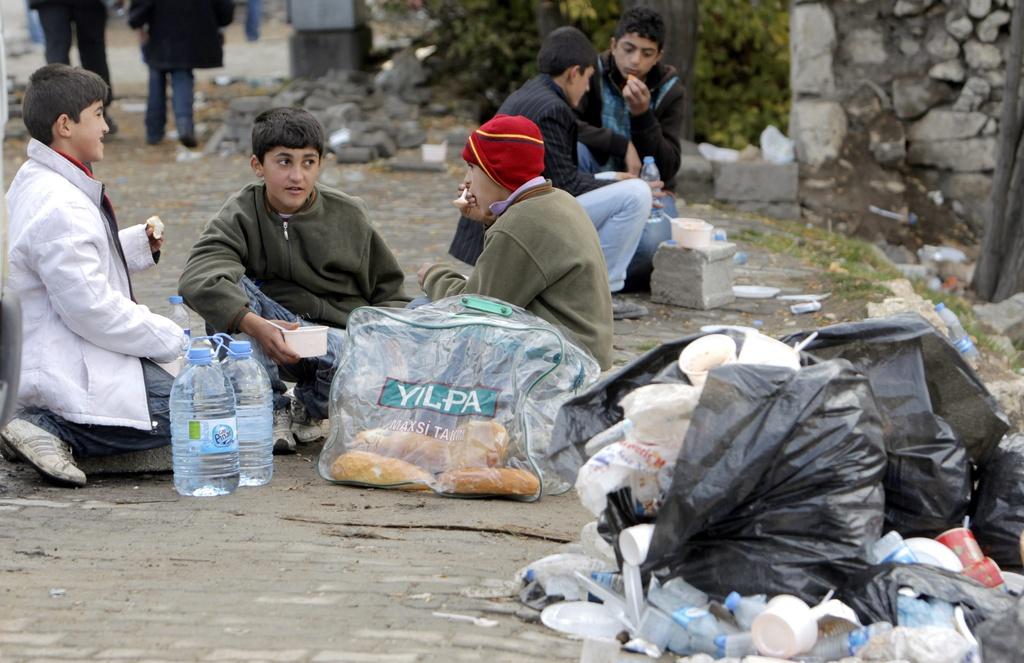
783 313 1008 537
857 626 972 663
759 125 795 164
971 433 1024 571
318 295 600 500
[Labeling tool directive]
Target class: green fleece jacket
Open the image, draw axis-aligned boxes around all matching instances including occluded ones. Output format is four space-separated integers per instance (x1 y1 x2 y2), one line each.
179 182 409 332
423 185 613 369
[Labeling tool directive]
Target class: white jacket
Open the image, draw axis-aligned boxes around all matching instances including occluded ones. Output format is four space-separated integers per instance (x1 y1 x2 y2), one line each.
6 140 185 430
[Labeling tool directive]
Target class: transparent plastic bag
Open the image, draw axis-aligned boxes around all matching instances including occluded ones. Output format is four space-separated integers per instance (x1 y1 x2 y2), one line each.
318 295 601 500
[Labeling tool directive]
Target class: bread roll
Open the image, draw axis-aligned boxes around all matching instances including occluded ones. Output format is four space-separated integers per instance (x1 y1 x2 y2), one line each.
350 420 510 473
435 467 540 497
330 450 431 490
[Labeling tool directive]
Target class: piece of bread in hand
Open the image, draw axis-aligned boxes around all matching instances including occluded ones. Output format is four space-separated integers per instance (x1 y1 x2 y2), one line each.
329 450 432 490
435 467 540 497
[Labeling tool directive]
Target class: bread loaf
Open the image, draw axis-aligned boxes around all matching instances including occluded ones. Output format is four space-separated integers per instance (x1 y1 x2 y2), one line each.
350 420 510 473
329 450 431 490
435 467 540 497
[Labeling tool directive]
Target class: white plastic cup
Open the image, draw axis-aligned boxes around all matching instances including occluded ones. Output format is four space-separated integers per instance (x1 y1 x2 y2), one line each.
751 594 818 658
619 523 656 565
670 218 714 248
677 334 737 387
736 331 801 371
281 325 329 357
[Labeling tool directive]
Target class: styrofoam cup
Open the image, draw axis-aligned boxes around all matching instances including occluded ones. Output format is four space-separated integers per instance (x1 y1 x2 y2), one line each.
670 218 713 248
737 331 801 371
751 594 818 658
678 334 737 387
619 523 656 565
282 325 329 358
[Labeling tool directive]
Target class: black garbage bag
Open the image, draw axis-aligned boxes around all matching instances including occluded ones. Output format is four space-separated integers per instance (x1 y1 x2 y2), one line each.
644 359 887 603
971 433 1024 571
840 564 1016 628
977 594 1024 663
783 313 1008 537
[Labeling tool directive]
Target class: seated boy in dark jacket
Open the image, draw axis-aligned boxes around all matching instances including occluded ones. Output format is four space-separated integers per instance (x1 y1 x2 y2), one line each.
418 115 613 370
179 108 409 452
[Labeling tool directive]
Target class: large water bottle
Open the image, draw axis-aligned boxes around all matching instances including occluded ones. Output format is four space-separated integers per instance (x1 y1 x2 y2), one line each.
639 156 662 222
168 295 191 342
222 341 273 487
808 622 893 659
170 345 239 496
934 303 981 365
724 592 768 630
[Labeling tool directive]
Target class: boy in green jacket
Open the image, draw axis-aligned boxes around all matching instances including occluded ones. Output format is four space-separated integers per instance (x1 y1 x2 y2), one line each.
180 108 409 451
418 115 613 370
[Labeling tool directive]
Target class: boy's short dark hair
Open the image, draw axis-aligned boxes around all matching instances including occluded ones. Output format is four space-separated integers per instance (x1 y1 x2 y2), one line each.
614 7 666 50
538 26 597 76
251 107 326 162
22 64 109 145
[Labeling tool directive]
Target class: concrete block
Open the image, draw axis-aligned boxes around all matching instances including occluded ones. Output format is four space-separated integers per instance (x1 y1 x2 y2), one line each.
974 292 1024 342
289 26 372 80
733 200 802 220
386 159 447 172
713 162 798 203
351 130 397 158
331 145 377 163
651 242 736 310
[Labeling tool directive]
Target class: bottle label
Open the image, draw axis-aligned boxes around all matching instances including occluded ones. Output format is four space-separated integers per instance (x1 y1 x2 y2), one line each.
187 417 238 455
954 336 975 354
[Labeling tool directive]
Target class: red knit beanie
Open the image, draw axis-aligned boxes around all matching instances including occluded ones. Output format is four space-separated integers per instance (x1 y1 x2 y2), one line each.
462 114 545 191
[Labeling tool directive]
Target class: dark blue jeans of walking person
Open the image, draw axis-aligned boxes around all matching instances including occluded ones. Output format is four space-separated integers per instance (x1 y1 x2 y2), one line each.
236 277 344 421
19 360 173 458
246 0 261 41
146 67 195 145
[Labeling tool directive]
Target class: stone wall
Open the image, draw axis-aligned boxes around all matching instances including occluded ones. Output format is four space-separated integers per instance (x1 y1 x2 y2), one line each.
789 0 1013 222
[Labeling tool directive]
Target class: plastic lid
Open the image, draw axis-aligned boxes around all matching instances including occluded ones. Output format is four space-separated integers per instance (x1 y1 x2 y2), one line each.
934 302 946 312
169 295 184 304
227 340 252 357
642 156 655 164
665 239 678 245
186 346 213 364
724 591 741 611
524 568 536 582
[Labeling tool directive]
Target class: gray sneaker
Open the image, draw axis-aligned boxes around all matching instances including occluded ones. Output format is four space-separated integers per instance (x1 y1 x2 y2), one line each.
289 399 324 444
0 419 86 486
611 296 650 320
272 408 297 454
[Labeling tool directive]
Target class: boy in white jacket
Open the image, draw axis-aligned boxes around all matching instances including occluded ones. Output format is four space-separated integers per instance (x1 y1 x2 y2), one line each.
2 64 186 487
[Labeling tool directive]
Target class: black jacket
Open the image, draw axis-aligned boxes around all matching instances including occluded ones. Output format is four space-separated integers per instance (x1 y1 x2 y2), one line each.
576 52 685 190
128 0 233 71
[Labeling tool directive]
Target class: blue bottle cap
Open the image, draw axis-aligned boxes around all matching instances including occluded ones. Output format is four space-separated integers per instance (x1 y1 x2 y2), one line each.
227 340 252 357
524 568 535 582
186 346 213 364
643 156 655 164
724 591 741 611
714 635 726 648
665 239 678 245
169 295 183 304
934 302 946 312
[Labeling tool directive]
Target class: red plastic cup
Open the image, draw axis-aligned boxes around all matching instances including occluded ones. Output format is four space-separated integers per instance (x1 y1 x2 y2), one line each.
963 557 1005 589
936 527 985 567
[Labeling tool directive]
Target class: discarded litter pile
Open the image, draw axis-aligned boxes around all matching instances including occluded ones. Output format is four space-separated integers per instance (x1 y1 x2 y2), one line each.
521 313 1024 660
317 295 600 500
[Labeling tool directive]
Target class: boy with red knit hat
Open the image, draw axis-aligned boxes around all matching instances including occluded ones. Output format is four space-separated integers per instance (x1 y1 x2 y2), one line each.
417 115 613 369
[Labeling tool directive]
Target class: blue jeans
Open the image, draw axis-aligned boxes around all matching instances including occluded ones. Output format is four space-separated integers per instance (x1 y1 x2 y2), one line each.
146 67 194 143
238 277 344 420
19 360 173 458
246 0 261 41
575 178 651 292
25 0 44 44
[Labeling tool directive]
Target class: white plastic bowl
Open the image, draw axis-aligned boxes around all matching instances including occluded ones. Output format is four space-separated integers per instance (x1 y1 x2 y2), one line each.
678 334 738 387
282 325 329 358
670 218 714 249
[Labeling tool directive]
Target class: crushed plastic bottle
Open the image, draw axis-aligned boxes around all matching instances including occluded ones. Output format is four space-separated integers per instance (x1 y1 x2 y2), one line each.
647 577 709 615
868 530 919 564
715 632 757 658
809 622 894 659
934 303 981 366
724 592 767 630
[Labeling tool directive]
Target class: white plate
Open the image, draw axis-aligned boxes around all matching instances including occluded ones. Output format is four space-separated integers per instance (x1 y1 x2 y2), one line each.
904 537 964 572
540 601 624 639
733 285 781 299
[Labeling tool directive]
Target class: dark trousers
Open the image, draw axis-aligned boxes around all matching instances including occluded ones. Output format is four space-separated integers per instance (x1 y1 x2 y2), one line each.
36 3 113 102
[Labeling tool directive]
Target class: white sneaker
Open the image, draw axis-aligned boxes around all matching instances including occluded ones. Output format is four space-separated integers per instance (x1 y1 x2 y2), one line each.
272 409 296 454
0 419 86 486
290 399 324 444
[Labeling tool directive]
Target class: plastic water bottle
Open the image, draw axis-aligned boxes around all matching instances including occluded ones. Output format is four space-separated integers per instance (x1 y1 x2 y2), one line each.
869 530 918 564
222 341 273 487
647 577 709 615
168 295 191 342
715 632 757 658
170 346 239 496
639 156 662 222
809 622 893 659
724 592 768 630
934 303 981 365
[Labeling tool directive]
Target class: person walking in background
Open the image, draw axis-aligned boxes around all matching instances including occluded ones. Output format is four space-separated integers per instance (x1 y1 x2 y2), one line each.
24 0 45 46
30 0 119 132
246 0 261 42
128 0 234 148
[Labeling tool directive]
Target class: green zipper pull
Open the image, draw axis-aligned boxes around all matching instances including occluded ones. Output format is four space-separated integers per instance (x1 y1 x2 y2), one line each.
460 296 512 317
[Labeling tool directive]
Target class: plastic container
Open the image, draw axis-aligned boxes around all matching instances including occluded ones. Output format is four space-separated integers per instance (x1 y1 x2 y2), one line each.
281 325 329 357
670 218 713 248
869 530 919 564
673 607 726 641
809 622 893 659
170 346 239 497
222 341 274 487
936 526 986 567
790 301 822 315
934 303 981 365
715 632 757 658
724 592 768 630
677 334 737 387
751 594 818 658
168 295 191 342
647 577 709 615
620 523 655 565
736 331 801 371
639 156 662 222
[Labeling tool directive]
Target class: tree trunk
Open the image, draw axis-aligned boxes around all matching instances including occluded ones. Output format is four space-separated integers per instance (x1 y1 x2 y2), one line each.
536 0 566 40
622 0 699 141
974 0 1024 301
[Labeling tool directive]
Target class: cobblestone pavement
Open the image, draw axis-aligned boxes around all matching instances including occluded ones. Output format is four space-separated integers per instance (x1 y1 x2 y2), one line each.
1 54 835 663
